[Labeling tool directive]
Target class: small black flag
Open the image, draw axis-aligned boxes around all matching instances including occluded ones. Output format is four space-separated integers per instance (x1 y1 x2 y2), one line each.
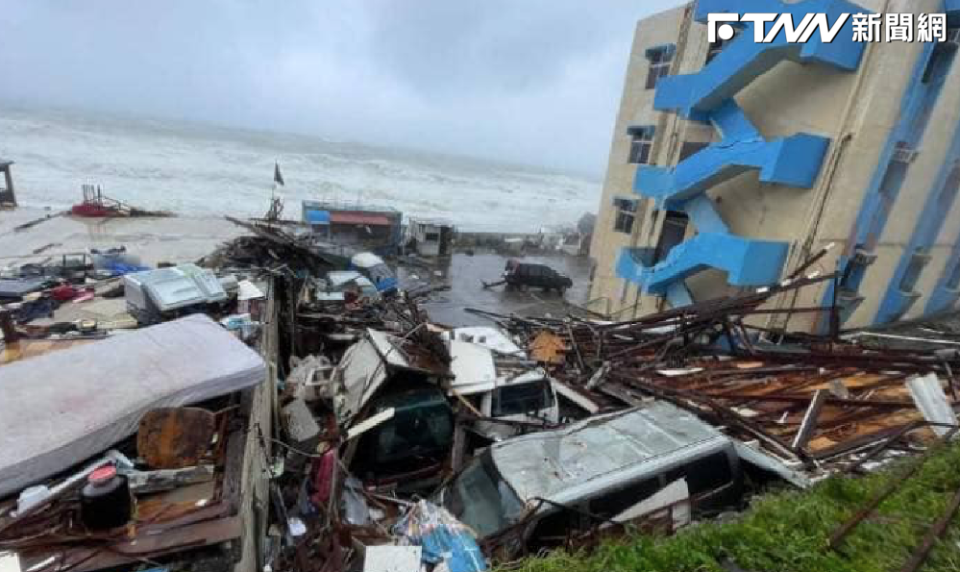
274 161 285 186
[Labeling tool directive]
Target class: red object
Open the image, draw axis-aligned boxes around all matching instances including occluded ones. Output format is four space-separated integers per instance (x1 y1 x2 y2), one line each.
72 288 96 303
71 203 121 217
89 465 117 485
329 212 392 226
51 285 78 301
310 450 337 507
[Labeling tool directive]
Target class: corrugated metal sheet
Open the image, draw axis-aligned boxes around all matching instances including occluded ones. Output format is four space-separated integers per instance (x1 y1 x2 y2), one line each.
491 401 729 505
907 373 958 436
331 212 392 226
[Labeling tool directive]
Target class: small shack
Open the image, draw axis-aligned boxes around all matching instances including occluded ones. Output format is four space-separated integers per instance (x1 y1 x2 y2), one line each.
302 200 403 253
406 217 454 257
0 159 16 207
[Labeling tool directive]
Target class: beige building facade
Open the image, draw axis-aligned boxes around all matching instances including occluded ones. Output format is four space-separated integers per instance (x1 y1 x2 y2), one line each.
588 0 960 331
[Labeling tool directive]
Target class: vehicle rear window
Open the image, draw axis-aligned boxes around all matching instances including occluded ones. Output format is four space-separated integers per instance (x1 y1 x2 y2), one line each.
666 451 733 496
492 380 550 416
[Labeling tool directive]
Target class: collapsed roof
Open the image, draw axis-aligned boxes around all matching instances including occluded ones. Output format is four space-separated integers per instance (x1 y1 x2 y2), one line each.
0 314 265 497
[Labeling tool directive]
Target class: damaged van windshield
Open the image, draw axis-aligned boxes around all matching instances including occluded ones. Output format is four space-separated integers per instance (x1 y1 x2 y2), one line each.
352 385 453 481
441 451 524 538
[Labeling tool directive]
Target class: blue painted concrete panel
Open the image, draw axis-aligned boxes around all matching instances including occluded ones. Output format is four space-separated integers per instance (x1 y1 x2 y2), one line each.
684 195 729 234
666 281 695 307
839 43 936 252
618 0 867 310
659 0 868 120
878 109 960 323
710 99 760 140
617 232 789 295
927 245 960 314
819 38 944 329
635 130 828 210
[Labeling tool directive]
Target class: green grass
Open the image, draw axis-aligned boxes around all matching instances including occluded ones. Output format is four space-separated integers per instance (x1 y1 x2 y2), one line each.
508 443 960 572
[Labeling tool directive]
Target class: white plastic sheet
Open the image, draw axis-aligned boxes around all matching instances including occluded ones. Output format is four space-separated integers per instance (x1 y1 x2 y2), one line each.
0 314 265 497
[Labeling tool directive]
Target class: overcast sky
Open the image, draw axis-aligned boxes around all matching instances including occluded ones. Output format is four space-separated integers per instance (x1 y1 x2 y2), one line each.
0 1 678 176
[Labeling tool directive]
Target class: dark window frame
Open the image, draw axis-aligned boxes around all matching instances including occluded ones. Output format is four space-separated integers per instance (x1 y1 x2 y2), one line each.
938 162 960 211
653 210 689 264
645 47 674 90
706 26 740 64
627 126 656 165
922 30 958 85
946 258 960 291
899 249 929 295
612 197 638 235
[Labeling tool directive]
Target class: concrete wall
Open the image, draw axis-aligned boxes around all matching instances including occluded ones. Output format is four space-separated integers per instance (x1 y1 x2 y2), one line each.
588 7 689 318
588 0 960 330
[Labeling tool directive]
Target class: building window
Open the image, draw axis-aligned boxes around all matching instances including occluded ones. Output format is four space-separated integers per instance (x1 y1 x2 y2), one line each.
938 161 960 211
706 27 739 64
946 258 960 291
627 126 655 165
922 30 958 84
678 141 710 162
645 45 674 90
612 197 637 234
653 211 689 263
839 248 875 296
899 249 929 294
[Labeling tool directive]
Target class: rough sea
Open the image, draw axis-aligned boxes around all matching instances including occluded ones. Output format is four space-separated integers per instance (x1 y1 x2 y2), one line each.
0 105 601 232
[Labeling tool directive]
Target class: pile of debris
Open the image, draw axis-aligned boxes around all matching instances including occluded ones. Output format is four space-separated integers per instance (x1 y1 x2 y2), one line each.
70 185 172 218
469 275 960 478
5 216 960 572
200 218 337 276
0 315 267 572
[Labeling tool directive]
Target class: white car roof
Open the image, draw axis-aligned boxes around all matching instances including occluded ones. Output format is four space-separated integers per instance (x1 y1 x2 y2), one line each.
351 252 385 268
490 401 729 506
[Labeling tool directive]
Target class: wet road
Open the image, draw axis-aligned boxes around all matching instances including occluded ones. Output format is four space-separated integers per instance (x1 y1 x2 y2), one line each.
397 252 592 327
2 208 594 328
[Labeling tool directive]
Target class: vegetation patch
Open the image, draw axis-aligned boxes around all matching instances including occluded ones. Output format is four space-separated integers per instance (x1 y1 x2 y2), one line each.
508 443 960 572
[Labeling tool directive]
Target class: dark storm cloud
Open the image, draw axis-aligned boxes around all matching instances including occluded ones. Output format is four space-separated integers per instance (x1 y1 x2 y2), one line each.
0 0 678 175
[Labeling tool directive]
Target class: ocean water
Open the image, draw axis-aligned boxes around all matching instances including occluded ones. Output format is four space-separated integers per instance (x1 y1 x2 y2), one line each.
0 106 601 232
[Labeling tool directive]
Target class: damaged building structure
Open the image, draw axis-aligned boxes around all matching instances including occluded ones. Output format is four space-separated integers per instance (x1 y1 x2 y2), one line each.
588 0 960 330
2 194 960 572
5 2 960 571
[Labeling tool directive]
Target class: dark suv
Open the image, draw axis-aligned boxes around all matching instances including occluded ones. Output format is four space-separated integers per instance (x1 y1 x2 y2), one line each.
503 260 573 293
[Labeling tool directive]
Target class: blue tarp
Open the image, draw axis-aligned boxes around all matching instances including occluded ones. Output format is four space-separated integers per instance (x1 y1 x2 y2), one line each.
393 500 486 572
104 262 151 276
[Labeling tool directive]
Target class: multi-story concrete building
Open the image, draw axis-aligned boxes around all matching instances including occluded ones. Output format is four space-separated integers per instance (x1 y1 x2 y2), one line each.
588 0 960 331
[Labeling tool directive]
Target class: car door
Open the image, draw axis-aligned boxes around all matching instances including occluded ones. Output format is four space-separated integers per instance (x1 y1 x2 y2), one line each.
534 266 549 288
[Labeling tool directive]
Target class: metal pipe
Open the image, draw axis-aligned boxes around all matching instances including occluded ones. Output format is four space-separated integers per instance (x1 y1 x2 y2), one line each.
898 483 960 572
828 426 959 550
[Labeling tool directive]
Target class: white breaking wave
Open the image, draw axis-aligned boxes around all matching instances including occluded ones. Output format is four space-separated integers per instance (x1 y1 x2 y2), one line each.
0 106 600 232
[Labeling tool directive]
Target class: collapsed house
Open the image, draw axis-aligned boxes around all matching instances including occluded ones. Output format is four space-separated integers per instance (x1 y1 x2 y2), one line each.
404 218 454 258
3 213 960 572
0 314 272 572
470 270 960 481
